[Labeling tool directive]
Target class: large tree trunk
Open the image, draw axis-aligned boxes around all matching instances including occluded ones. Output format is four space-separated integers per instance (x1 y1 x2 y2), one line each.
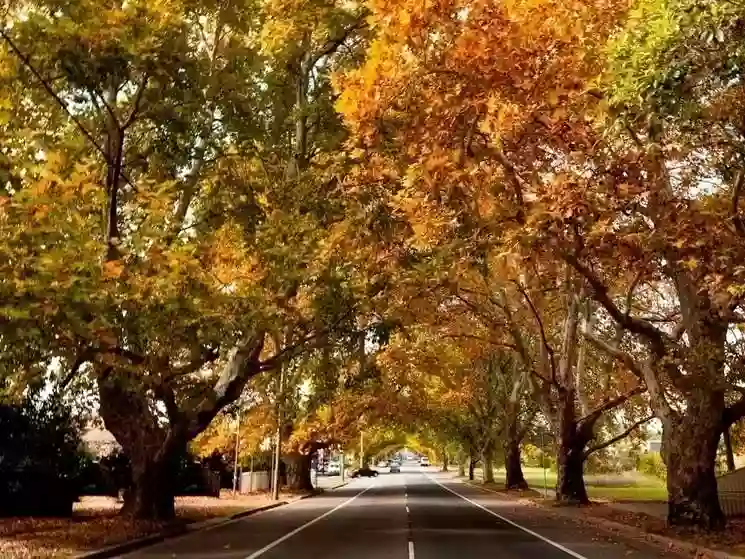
555 390 589 504
663 405 725 530
468 455 476 481
482 446 494 484
556 442 587 505
121 453 178 520
504 438 528 490
285 452 314 492
504 414 528 490
98 374 181 520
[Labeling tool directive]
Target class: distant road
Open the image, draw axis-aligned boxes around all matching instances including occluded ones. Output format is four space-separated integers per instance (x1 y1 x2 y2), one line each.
122 465 674 559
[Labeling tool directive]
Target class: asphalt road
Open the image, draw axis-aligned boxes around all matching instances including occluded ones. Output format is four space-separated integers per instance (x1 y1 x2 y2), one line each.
122 464 674 559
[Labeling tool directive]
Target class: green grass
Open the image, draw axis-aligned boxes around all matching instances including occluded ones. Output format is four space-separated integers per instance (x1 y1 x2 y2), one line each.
481 467 666 502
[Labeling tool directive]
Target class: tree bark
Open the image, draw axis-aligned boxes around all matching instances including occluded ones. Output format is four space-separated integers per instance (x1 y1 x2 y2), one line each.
120 452 179 520
468 455 476 481
663 404 725 530
555 389 589 504
504 438 528 490
556 441 588 505
285 452 314 492
98 374 182 520
482 446 494 484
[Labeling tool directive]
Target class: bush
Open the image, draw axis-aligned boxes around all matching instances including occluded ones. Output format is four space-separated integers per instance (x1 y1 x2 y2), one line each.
636 452 666 480
0 398 86 517
522 443 556 470
99 448 221 497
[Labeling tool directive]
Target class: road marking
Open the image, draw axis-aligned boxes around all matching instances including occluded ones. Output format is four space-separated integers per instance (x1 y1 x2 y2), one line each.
427 476 589 559
408 541 416 559
405 505 410 513
244 482 375 559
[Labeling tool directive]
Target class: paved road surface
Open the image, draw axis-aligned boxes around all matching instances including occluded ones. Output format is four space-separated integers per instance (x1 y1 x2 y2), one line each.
122 464 674 559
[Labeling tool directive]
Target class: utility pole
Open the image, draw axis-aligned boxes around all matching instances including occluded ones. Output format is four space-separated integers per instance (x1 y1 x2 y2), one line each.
271 364 285 501
232 408 242 494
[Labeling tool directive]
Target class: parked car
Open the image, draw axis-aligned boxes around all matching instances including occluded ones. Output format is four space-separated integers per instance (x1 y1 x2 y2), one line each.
350 467 379 478
420 456 429 467
389 461 401 473
327 462 340 475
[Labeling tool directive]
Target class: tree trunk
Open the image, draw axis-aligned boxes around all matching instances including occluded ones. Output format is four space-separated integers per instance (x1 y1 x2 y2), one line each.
554 387 589 504
98 374 180 520
482 446 494 484
457 450 466 477
468 455 476 481
663 408 725 530
440 449 449 472
285 453 314 492
555 441 587 505
724 427 736 473
504 437 528 490
121 454 178 520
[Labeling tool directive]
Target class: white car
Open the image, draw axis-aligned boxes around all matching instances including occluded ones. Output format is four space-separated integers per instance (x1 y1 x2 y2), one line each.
420 456 429 467
327 462 340 475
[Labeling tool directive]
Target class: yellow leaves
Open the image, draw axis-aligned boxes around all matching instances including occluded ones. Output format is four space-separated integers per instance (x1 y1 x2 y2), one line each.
103 259 125 279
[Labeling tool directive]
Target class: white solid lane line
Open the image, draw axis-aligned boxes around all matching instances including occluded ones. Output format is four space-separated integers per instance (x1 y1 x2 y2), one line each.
408 541 416 559
244 481 376 559
427 476 589 559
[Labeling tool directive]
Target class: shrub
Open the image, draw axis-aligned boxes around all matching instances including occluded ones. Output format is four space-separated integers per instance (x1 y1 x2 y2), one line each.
522 443 556 470
636 452 666 480
0 398 86 517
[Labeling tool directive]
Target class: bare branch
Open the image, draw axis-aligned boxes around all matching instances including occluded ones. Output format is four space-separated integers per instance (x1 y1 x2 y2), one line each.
0 29 107 158
561 251 668 350
584 416 654 458
122 74 150 130
577 384 645 426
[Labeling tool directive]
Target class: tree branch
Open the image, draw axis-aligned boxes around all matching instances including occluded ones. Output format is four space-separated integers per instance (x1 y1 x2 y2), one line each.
577 384 645 426
561 251 668 350
122 74 149 130
0 29 107 158
583 416 653 459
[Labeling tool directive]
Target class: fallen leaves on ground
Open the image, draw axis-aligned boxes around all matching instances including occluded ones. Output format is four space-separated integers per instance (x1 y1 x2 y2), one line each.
0 491 300 559
584 506 745 556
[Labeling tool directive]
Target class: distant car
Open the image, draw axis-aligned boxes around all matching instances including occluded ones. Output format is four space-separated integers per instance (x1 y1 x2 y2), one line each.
420 456 429 467
389 462 401 473
377 461 388 468
327 462 340 475
351 467 379 478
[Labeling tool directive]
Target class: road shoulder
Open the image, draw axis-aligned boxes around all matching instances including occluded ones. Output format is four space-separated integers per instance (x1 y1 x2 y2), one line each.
438 473 743 559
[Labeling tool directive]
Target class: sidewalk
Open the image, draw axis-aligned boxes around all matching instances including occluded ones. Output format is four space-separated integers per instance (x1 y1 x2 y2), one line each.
314 474 347 490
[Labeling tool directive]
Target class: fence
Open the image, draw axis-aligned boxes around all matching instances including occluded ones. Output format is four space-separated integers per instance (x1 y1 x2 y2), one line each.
717 468 745 516
240 471 270 493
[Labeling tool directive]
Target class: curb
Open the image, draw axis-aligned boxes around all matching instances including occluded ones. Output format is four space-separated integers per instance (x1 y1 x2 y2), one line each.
76 498 301 559
460 479 742 559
